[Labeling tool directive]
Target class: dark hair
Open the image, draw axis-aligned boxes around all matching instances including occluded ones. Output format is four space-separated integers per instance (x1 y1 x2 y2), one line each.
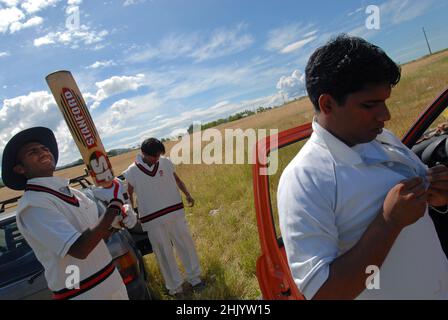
141 138 165 156
305 34 401 112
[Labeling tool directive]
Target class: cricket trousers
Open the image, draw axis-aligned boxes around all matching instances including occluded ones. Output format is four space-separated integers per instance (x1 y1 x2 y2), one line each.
141 210 201 293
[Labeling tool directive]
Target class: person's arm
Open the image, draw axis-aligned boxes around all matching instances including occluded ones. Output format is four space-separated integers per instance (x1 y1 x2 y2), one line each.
173 172 194 207
312 177 427 300
68 200 122 260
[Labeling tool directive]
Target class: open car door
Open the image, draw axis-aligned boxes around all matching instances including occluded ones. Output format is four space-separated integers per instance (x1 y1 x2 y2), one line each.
253 87 448 300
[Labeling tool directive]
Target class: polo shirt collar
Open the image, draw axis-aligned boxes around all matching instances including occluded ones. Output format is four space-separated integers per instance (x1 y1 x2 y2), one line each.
26 176 71 194
311 118 402 166
311 119 364 165
136 154 157 170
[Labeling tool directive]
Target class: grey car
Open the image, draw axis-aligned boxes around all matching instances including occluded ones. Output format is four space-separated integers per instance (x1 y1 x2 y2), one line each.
0 175 153 300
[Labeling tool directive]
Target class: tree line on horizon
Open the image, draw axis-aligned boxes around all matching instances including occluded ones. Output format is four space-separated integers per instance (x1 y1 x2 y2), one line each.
186 106 274 135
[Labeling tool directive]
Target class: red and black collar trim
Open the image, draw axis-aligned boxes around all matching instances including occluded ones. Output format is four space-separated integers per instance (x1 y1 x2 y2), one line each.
52 261 116 300
135 161 159 177
140 202 184 224
25 184 80 207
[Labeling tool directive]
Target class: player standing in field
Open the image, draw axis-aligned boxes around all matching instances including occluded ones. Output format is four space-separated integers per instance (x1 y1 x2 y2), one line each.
123 138 204 297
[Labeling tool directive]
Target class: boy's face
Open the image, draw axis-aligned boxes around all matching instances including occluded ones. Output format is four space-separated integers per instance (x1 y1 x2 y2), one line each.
142 151 161 165
321 83 392 147
13 142 56 179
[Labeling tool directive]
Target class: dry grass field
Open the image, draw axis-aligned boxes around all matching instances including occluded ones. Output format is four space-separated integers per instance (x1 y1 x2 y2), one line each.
1 48 448 299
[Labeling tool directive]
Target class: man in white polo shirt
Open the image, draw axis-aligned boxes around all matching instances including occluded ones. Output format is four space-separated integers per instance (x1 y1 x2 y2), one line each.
1 127 129 300
123 138 203 297
278 34 448 299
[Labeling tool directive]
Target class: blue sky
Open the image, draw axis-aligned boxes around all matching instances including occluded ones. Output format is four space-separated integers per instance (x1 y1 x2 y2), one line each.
1 0 448 166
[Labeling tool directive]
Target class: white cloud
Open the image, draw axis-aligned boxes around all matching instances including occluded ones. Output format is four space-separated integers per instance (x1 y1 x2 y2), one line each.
84 73 148 110
126 47 157 63
0 0 20 6
123 0 146 6
0 51 10 57
348 7 363 16
0 6 25 33
165 66 251 99
281 36 317 54
94 73 146 101
95 92 163 140
9 15 43 32
86 60 116 69
266 23 318 54
34 25 108 47
382 0 434 24
276 69 306 100
0 0 62 34
20 0 59 14
191 24 254 62
128 24 254 63
0 91 71 163
32 1 108 49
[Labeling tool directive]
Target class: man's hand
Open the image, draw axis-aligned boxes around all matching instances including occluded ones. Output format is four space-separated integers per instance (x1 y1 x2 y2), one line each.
382 177 427 231
186 194 195 207
427 165 448 207
108 199 124 230
121 204 138 229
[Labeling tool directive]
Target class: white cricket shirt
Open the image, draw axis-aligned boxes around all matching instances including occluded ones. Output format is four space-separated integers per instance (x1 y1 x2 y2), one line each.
16 176 127 299
123 155 184 224
278 119 448 300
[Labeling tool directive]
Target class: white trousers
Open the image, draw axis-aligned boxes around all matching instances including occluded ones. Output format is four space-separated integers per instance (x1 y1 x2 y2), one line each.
142 210 201 293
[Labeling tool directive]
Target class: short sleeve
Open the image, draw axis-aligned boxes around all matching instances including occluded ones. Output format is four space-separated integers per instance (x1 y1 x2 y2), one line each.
164 157 175 174
91 187 108 203
17 207 81 258
123 166 136 187
118 179 128 195
278 164 339 300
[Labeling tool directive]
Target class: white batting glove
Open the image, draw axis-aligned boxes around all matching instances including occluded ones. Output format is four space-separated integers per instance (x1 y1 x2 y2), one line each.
120 204 137 229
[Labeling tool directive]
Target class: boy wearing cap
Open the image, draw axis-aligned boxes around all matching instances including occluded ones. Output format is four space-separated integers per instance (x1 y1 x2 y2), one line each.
123 138 203 297
1 127 129 300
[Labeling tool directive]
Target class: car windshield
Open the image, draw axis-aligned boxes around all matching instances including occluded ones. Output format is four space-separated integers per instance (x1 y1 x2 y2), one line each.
0 218 32 266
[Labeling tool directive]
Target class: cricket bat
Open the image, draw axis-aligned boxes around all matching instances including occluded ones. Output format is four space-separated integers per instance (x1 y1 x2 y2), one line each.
46 70 114 187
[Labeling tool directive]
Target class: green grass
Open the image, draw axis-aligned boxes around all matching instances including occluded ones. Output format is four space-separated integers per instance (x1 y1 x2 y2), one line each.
141 50 448 300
